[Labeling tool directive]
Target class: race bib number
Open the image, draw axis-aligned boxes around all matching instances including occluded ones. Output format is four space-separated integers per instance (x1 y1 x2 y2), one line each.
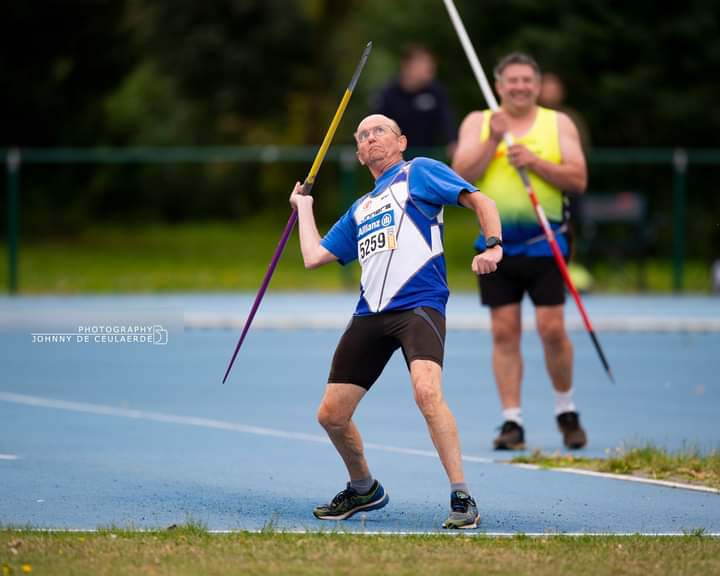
357 209 397 262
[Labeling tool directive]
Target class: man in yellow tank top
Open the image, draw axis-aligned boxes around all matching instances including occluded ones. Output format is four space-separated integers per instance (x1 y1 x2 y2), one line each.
453 52 588 450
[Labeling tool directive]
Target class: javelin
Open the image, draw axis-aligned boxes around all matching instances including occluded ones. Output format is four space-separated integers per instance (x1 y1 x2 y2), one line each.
222 41 373 384
441 0 613 382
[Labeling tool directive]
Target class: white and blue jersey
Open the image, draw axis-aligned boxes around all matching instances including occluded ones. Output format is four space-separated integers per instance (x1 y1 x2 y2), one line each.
321 158 477 316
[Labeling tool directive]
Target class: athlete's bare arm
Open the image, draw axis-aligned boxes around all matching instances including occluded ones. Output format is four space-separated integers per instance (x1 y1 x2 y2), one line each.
289 182 338 269
459 189 503 275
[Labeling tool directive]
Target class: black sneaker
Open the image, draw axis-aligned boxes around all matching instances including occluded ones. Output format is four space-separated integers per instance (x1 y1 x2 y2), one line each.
442 490 480 529
493 420 525 450
312 480 389 520
557 411 587 449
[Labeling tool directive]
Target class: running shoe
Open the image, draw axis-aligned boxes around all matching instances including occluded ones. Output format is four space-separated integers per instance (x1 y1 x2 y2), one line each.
557 411 587 449
442 490 480 529
493 420 525 450
313 480 389 520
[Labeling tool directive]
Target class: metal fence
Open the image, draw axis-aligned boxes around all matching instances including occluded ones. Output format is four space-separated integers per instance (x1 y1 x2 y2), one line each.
4 146 720 294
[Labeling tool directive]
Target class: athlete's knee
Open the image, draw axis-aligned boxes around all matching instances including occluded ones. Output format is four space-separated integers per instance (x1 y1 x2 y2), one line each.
537 317 568 347
413 382 444 416
492 321 521 351
317 401 350 431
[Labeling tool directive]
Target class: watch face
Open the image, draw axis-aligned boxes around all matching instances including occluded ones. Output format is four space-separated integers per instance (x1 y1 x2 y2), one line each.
486 236 502 248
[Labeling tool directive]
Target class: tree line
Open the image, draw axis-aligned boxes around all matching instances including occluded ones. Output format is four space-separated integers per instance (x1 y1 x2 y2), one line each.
2 0 719 255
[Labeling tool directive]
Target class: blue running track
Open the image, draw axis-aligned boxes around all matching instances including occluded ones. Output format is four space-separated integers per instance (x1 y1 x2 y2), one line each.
1 293 718 534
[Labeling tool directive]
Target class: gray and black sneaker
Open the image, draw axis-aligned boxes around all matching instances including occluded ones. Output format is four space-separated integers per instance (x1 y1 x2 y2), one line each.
493 420 525 450
313 480 389 520
442 490 480 529
557 411 587 449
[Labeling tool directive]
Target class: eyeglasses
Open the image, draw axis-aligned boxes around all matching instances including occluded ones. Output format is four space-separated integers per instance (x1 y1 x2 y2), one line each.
355 124 401 143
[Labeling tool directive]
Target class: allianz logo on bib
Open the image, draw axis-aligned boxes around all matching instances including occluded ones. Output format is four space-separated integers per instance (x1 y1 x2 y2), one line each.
358 210 395 239
358 219 381 237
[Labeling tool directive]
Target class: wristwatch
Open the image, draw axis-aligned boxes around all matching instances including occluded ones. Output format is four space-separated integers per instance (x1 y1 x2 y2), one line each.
485 236 503 249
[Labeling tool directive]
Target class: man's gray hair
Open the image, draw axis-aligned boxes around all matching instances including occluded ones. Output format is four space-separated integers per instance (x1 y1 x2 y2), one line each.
493 52 541 79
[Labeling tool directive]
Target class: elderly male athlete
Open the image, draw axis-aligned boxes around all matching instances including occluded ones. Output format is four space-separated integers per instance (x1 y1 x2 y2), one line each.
289 113 502 529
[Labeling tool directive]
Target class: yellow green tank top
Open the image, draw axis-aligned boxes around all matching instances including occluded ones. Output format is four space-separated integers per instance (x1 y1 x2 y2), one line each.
476 106 564 228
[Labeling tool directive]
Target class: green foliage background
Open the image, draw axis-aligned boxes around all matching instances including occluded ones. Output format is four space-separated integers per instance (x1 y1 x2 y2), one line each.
2 0 719 260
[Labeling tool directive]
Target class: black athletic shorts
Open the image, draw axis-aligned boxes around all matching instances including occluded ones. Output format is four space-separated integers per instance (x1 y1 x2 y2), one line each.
328 306 446 390
478 254 566 308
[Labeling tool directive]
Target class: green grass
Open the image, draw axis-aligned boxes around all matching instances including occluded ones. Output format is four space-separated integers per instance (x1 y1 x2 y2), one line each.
511 444 720 490
0 219 358 293
0 214 713 293
1 527 719 576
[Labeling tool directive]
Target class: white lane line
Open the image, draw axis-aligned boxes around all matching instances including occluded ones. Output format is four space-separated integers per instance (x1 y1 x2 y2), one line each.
0 453 19 460
15 528 720 537
183 312 720 333
2 391 716 493
508 462 720 494
215 530 720 537
0 391 492 465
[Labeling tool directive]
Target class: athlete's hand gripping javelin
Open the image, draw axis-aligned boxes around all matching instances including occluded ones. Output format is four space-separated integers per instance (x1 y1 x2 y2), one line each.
488 111 537 170
289 181 312 210
289 181 337 270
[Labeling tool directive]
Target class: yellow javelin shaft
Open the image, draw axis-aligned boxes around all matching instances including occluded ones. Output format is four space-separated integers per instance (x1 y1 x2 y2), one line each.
303 41 372 192
305 90 352 187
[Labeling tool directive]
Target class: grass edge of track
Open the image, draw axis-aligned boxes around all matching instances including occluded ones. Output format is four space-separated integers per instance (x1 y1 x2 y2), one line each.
2 525 719 576
510 444 720 490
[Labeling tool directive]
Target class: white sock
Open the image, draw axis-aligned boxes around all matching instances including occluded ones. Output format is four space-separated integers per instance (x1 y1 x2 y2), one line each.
502 407 522 425
554 389 577 416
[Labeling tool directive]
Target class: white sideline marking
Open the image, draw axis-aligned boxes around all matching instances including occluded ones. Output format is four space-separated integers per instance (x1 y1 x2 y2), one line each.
0 391 492 465
2 391 716 493
0 453 19 460
508 462 720 494
12 528 720 537
222 530 720 537
183 312 720 333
